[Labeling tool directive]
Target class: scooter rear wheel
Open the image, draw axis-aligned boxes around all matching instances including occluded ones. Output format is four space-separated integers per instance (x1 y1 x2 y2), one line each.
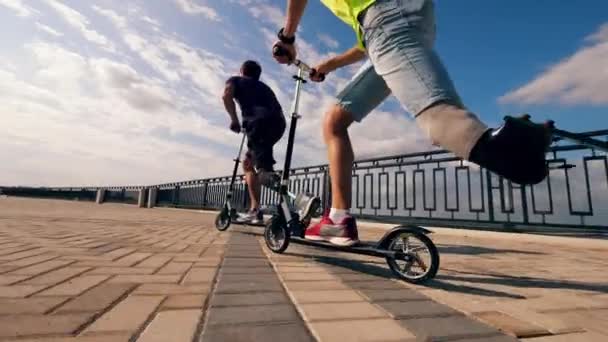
215 207 231 231
385 231 439 284
264 215 290 253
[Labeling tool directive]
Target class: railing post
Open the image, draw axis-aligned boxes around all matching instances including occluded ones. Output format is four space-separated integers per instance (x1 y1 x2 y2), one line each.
201 182 208 209
323 170 332 211
485 170 494 222
521 185 529 224
147 188 157 208
172 186 180 207
242 182 249 211
95 189 106 204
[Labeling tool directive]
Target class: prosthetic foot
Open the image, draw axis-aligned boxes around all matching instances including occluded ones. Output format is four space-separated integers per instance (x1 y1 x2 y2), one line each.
468 114 554 185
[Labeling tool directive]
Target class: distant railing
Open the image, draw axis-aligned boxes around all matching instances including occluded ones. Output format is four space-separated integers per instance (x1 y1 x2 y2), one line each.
2 130 607 231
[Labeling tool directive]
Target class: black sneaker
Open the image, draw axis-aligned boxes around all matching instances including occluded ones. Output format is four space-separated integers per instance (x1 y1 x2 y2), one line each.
469 114 553 185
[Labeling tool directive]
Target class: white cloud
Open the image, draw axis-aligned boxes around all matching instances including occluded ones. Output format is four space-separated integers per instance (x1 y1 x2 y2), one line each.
173 0 220 21
500 22 608 106
248 2 284 29
0 0 433 188
0 0 37 17
92 5 127 29
318 33 339 49
1 41 235 187
43 0 115 53
35 22 62 37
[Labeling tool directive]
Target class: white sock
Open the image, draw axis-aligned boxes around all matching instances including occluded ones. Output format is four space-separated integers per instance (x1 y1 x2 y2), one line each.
329 208 350 223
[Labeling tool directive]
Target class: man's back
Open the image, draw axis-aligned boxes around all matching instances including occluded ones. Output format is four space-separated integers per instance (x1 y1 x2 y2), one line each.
227 76 283 120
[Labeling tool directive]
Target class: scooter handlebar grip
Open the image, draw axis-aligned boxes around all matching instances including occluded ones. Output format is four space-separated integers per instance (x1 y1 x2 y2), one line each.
310 69 326 82
273 45 292 60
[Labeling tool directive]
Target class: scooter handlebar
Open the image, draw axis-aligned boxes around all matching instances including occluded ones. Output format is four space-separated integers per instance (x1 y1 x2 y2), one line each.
272 45 326 82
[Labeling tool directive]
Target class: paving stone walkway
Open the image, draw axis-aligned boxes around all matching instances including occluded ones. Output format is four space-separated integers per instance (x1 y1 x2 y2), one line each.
1 197 607 341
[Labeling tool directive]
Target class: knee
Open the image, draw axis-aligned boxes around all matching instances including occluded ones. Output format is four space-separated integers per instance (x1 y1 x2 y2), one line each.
323 105 353 142
242 154 254 173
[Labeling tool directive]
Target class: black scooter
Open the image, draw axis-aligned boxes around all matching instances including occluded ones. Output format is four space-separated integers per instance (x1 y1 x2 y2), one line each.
262 47 440 284
215 130 321 232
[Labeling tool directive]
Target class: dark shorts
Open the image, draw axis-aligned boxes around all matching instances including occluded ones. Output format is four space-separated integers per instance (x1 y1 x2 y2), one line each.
243 111 286 172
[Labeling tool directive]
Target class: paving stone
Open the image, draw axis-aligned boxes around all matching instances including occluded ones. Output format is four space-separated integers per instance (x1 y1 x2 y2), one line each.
162 294 207 309
88 267 155 275
345 280 407 290
183 267 217 283
359 289 429 302
108 274 181 284
194 258 223 267
223 258 269 268
36 275 109 296
456 335 519 342
84 295 164 333
135 255 172 268
281 272 339 282
0 275 28 285
210 292 289 307
299 302 388 322
55 282 135 313
399 315 503 341
112 252 152 267
215 277 283 294
3 334 133 342
220 267 274 275
474 311 553 338
21 266 91 285
0 313 93 338
376 300 462 320
285 280 350 291
8 260 73 275
202 322 314 342
0 284 47 298
134 283 211 295
206 304 299 326
3 253 58 267
103 248 136 260
138 309 201 342
551 310 608 335
290 289 365 304
499 305 585 335
156 262 192 275
519 331 608 342
0 249 45 262
0 296 68 315
310 318 416 341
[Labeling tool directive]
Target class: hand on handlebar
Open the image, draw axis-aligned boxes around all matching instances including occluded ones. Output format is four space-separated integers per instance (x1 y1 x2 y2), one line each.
229 120 241 133
310 63 330 83
272 41 296 65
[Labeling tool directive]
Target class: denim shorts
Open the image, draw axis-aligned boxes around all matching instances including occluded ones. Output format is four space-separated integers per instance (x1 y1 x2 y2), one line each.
337 0 463 121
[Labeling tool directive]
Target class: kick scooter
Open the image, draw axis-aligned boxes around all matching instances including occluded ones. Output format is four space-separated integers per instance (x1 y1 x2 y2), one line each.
215 132 260 231
263 46 441 284
215 127 322 232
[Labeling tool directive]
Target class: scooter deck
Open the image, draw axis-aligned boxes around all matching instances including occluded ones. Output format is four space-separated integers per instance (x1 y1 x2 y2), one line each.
231 221 267 227
290 237 394 258
551 127 608 151
506 115 608 152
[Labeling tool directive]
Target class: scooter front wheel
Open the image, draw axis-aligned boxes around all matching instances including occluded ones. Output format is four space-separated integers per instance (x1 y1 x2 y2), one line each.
264 215 290 253
385 231 439 284
214 207 231 231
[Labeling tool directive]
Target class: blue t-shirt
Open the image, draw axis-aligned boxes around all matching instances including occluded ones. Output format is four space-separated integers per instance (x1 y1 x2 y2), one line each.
226 76 283 121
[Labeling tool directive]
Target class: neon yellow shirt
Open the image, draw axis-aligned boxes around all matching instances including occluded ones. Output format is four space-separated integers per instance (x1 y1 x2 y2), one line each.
319 0 377 49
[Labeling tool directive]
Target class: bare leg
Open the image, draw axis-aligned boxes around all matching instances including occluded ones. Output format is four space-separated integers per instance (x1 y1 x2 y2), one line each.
323 105 355 210
243 154 261 211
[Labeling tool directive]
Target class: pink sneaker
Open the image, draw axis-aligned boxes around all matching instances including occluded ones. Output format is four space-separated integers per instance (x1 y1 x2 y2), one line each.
304 212 359 246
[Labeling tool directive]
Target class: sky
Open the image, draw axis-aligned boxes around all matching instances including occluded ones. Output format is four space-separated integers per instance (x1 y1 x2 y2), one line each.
1 0 607 187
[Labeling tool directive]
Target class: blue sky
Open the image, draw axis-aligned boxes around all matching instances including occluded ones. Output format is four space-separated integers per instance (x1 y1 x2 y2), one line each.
1 0 606 187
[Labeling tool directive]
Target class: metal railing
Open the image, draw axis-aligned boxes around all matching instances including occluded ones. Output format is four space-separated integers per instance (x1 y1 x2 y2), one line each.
2 130 606 231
